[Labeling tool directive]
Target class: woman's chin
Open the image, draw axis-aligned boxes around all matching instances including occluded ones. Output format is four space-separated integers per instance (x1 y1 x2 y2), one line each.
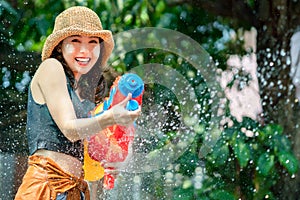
76 65 94 74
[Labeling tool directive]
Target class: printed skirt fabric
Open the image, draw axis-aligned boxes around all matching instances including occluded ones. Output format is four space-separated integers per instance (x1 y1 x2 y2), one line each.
14 155 90 200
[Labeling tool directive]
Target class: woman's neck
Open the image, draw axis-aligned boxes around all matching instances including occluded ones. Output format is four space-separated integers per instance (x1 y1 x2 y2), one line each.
74 72 81 82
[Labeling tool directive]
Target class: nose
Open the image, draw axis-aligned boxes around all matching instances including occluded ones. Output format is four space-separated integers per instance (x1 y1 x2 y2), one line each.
79 44 88 53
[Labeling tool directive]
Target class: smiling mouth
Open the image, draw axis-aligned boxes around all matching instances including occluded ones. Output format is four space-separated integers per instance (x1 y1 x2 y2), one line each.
75 57 91 65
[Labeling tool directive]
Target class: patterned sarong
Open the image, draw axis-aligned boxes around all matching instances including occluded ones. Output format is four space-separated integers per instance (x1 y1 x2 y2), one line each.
14 155 90 200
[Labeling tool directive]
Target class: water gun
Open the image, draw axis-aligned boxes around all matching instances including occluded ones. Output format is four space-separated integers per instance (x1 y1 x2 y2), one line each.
83 73 144 189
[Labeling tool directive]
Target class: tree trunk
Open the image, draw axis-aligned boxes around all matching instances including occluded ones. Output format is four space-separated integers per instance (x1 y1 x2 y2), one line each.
255 1 300 199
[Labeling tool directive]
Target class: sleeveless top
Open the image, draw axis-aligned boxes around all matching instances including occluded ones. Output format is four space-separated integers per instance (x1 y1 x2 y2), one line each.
26 77 95 162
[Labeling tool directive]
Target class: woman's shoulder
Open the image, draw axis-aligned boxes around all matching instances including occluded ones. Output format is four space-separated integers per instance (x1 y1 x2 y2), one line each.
30 58 66 103
39 58 63 70
35 58 65 77
33 58 66 84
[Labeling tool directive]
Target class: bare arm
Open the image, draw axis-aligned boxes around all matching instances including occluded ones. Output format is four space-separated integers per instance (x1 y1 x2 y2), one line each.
32 58 140 142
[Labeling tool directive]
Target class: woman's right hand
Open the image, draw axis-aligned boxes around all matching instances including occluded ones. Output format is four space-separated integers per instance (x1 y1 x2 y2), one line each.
108 93 141 127
101 142 134 175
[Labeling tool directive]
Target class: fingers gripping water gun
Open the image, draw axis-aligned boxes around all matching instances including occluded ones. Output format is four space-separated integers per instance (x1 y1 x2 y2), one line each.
83 73 144 189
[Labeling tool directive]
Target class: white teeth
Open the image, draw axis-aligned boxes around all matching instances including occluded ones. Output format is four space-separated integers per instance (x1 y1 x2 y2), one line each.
75 58 90 62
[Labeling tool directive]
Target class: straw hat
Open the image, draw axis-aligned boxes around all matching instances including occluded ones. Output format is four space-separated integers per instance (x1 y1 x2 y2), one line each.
41 6 114 66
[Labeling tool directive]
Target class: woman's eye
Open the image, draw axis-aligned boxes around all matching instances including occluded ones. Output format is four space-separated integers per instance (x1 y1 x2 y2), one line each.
71 39 80 43
89 40 99 44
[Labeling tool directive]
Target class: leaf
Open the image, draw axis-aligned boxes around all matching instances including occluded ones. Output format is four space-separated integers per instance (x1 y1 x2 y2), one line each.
156 0 166 14
240 116 259 129
258 123 283 143
272 134 292 154
223 127 239 142
233 140 251 168
173 187 194 200
262 124 283 136
278 152 299 175
0 0 18 16
257 153 275 176
209 190 235 200
210 140 229 166
35 17 51 36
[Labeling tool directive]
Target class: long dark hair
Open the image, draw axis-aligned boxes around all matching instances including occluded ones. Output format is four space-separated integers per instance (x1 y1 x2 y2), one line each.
50 39 107 104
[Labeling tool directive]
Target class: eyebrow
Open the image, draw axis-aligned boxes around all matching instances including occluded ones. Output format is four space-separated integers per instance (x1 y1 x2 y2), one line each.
70 35 99 39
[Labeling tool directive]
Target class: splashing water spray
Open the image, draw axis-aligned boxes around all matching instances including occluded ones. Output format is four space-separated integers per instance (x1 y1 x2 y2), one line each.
82 27 224 191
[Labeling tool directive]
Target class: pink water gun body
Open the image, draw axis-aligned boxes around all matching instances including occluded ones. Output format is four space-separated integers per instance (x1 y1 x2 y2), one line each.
88 73 144 189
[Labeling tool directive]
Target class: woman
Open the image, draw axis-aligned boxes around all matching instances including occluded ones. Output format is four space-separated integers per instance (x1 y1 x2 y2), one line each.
15 6 140 200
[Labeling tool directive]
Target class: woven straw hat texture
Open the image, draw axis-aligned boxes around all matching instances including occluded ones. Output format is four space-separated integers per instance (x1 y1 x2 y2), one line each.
41 6 114 67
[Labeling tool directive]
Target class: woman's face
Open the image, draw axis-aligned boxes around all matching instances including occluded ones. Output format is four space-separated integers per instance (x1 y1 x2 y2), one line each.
61 35 100 80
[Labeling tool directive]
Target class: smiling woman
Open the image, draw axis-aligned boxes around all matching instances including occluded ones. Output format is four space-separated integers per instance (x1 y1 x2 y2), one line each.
14 6 141 200
61 35 101 79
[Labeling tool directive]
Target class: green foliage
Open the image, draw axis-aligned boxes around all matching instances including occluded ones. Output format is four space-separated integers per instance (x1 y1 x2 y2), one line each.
209 190 236 200
257 152 275 176
202 117 299 199
0 0 18 48
164 116 298 199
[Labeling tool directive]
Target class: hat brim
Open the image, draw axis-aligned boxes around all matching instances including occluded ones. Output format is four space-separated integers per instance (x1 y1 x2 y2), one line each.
41 27 114 66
